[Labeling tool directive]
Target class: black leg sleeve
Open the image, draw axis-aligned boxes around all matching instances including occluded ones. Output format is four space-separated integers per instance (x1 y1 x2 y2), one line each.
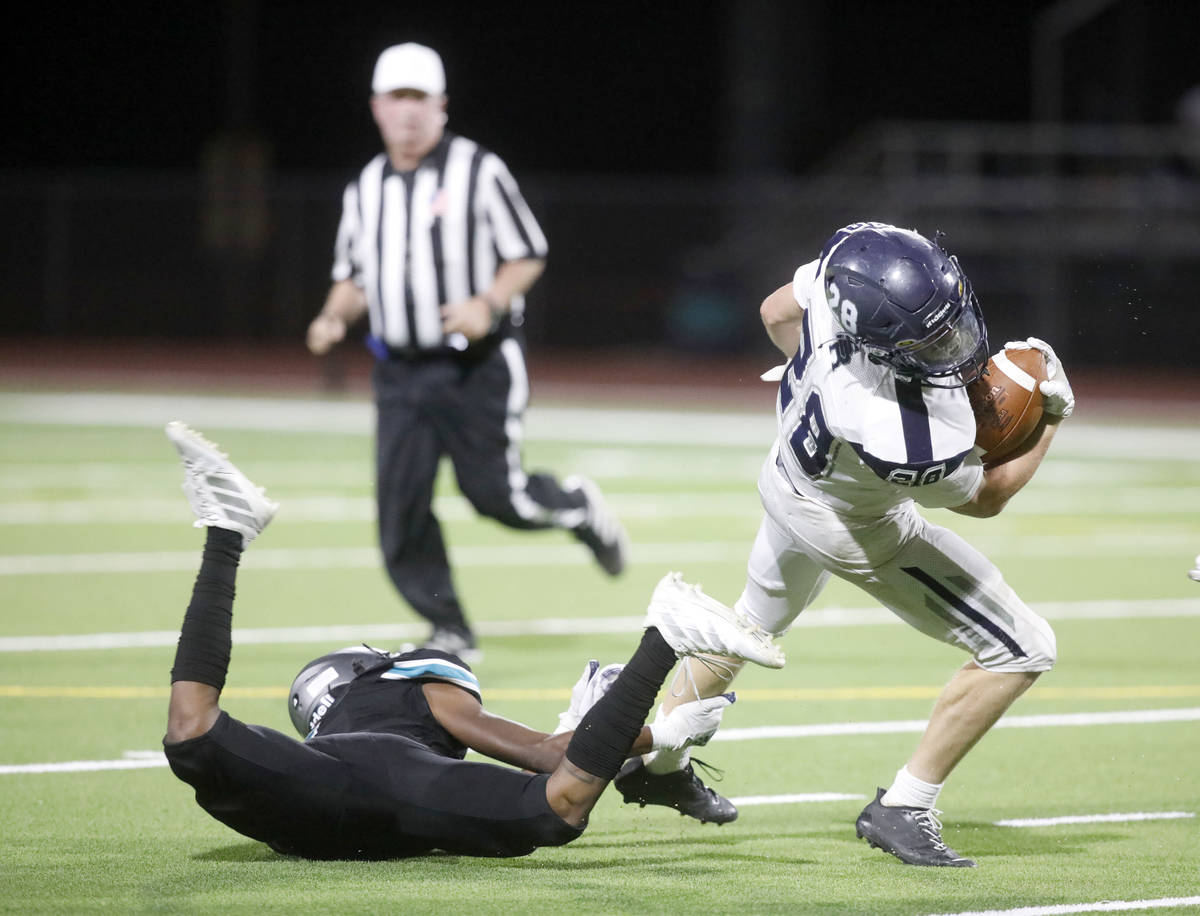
564 627 677 780
169 527 242 689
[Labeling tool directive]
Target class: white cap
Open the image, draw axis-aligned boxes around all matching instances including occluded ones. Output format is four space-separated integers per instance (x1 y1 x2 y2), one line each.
372 43 445 96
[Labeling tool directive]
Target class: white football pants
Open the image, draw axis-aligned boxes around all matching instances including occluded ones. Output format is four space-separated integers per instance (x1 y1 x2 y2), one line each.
736 453 1056 673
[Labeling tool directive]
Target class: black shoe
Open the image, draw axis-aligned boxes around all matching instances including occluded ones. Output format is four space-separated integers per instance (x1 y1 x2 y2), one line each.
855 787 976 867
565 475 628 576
613 758 737 824
420 626 482 664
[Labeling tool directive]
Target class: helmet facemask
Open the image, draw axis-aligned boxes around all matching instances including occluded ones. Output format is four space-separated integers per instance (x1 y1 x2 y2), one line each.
882 279 989 388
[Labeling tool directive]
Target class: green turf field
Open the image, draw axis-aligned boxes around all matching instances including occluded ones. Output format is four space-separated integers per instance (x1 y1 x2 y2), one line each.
2 391 1198 915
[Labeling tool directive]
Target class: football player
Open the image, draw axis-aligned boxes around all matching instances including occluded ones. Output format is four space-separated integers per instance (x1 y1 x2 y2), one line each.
161 422 780 860
616 222 1075 867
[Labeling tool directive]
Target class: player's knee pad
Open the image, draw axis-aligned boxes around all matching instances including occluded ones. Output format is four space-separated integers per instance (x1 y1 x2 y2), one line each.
975 613 1056 673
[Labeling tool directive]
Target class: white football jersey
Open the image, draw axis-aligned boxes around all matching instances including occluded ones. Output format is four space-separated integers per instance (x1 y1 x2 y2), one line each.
773 258 984 517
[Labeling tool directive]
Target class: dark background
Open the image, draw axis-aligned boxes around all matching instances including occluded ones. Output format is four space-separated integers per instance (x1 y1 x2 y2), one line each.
5 1 1200 370
10 1 1198 174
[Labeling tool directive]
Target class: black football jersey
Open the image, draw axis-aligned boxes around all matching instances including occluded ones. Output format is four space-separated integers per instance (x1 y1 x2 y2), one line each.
308 649 481 759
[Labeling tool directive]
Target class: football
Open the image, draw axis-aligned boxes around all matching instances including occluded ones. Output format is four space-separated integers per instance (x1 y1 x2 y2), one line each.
966 346 1048 465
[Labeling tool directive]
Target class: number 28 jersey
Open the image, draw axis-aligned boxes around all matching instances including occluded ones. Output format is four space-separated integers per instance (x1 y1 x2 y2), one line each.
773 258 985 517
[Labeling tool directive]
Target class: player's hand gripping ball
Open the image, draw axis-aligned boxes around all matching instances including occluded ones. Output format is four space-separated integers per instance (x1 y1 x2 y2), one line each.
966 345 1048 465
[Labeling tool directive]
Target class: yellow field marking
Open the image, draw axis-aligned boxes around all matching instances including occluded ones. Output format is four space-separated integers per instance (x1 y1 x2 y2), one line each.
5 685 1200 701
0 686 279 699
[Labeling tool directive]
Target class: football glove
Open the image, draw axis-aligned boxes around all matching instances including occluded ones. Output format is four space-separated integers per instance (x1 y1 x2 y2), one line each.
649 693 736 751
552 660 625 735
1005 337 1075 419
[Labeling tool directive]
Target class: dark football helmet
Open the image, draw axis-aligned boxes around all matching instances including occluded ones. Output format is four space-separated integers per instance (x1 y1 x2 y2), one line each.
821 222 988 387
287 645 391 736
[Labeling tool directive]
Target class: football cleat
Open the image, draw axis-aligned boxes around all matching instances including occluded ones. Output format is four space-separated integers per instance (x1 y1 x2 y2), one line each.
420 625 482 664
565 475 628 576
645 573 785 669
613 758 737 825
855 787 976 867
1189 554 1200 582
166 421 278 548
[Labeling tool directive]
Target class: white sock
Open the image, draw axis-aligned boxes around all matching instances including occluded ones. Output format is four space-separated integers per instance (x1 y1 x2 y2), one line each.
881 765 942 810
643 704 691 774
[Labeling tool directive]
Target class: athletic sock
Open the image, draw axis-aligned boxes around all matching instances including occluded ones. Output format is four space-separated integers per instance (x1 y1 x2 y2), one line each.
642 706 692 774
565 627 677 781
169 528 242 689
882 765 943 810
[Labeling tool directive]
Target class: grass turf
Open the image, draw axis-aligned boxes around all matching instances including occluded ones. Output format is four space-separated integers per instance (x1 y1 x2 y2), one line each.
1 393 1199 915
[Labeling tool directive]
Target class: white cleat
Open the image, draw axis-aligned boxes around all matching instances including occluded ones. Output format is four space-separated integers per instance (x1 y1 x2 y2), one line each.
645 572 785 669
165 421 278 547
1190 554 1200 583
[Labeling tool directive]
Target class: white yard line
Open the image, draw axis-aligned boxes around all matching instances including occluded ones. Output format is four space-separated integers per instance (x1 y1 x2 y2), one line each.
0 493 771 525
0 755 169 774
995 812 1195 827
0 392 777 446
3 492 1199 523
3 599 1199 653
4 703 1197 773
4 391 1200 457
923 896 1200 916
0 541 755 577
711 707 1200 742
0 617 638 652
17 708 1197 773
4 525 1200 578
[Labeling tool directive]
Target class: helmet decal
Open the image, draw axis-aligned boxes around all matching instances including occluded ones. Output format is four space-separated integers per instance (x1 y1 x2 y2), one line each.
287 645 392 737
825 277 859 335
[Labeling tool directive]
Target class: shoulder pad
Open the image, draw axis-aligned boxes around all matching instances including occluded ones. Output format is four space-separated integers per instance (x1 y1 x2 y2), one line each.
379 650 481 700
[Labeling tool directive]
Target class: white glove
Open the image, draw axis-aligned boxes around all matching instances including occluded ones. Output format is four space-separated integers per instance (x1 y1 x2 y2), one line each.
1005 337 1074 419
552 660 624 734
649 693 736 751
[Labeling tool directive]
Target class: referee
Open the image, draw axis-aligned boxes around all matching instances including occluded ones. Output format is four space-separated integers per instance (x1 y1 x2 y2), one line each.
307 43 627 658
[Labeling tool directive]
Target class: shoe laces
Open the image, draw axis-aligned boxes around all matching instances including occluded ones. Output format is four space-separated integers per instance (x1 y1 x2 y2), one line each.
668 653 739 702
689 757 726 785
913 807 948 851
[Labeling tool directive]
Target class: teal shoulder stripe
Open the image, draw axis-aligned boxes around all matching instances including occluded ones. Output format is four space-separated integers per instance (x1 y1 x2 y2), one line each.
379 660 481 697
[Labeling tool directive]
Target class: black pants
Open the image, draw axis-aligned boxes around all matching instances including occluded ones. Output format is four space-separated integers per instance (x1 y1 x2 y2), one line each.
373 335 586 630
164 712 583 859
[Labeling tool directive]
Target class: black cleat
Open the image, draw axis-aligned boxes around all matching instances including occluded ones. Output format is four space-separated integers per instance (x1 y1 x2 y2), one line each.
565 475 628 576
855 787 976 867
613 758 738 825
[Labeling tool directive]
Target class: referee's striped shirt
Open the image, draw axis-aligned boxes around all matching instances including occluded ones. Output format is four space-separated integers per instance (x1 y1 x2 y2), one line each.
331 132 548 351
